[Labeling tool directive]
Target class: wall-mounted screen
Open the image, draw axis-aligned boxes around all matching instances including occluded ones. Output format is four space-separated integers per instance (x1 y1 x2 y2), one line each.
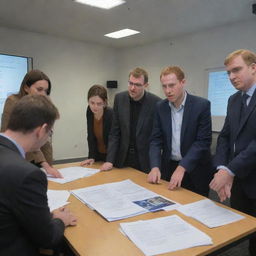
206 68 237 132
0 53 33 127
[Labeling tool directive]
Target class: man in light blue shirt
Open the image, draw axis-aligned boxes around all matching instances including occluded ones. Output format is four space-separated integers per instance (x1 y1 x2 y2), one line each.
148 66 212 197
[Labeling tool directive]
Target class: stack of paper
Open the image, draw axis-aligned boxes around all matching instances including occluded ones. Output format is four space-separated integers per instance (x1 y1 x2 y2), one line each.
120 215 213 256
47 190 70 211
71 179 180 221
178 199 245 228
47 166 100 184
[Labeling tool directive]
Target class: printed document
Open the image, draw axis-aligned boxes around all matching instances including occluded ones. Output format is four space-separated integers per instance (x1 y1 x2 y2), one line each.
47 189 70 211
120 214 213 256
72 179 180 221
178 199 245 228
47 166 100 184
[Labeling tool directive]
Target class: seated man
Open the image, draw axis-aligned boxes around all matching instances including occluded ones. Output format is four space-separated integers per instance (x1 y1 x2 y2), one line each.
0 95 77 256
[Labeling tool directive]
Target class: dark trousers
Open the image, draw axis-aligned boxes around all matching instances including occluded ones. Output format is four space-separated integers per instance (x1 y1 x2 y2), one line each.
231 178 256 256
124 147 142 172
162 160 209 197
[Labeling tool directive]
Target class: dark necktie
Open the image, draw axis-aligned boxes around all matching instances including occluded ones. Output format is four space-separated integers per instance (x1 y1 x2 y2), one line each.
240 93 249 123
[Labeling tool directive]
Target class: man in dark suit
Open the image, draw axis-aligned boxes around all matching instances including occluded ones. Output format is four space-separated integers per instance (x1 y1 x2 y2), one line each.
147 66 212 196
210 49 256 256
0 95 77 256
100 67 161 173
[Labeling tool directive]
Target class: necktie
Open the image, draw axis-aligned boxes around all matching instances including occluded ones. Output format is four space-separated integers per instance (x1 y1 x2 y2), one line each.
240 93 249 123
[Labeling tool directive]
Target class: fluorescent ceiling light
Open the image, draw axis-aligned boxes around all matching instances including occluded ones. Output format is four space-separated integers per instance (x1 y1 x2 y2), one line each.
105 29 140 39
74 0 125 9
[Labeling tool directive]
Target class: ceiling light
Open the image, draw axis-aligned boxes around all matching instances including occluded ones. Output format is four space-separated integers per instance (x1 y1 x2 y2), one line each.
74 0 125 9
104 29 140 39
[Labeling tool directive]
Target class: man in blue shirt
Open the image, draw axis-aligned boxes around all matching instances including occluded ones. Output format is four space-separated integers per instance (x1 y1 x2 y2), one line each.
210 49 256 256
148 66 212 197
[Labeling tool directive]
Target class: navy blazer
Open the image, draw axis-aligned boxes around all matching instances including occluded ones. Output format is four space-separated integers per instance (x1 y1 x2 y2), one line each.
0 136 64 256
149 93 212 191
106 91 161 172
86 106 113 161
214 90 256 198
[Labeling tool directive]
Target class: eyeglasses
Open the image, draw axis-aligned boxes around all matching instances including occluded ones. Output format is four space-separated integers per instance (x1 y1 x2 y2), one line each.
48 129 53 137
128 81 144 88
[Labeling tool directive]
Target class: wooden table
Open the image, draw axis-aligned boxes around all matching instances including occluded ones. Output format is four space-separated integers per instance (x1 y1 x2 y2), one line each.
49 162 256 256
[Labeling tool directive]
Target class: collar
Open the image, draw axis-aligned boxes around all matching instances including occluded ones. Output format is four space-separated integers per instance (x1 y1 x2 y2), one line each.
169 91 187 110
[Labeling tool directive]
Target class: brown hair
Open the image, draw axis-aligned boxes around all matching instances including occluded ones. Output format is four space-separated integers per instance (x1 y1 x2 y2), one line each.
160 66 185 81
129 67 148 84
7 95 59 133
224 49 256 66
87 85 108 105
16 69 51 98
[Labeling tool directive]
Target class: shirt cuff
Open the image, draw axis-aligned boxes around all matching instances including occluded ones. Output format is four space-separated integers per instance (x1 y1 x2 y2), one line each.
217 165 235 176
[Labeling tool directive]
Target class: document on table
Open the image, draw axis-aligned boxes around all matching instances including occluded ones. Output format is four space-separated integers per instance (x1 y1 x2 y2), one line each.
120 214 213 256
47 189 70 211
47 166 100 184
71 179 180 221
178 199 245 228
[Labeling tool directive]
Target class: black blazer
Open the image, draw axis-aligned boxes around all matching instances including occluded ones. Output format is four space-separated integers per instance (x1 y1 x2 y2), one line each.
149 94 212 191
214 90 256 198
0 136 65 256
86 106 113 161
106 91 161 172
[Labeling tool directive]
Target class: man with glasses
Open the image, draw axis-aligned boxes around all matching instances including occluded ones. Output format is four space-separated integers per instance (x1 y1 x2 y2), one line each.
0 95 77 255
100 67 161 173
210 49 256 256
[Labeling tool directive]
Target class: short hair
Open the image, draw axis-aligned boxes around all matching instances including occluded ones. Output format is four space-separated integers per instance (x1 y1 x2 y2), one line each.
129 67 148 84
7 95 59 133
16 69 52 98
160 66 185 81
224 49 256 66
87 85 108 105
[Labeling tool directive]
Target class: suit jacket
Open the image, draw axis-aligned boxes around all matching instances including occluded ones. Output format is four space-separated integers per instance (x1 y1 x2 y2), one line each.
106 91 161 172
0 136 64 256
1 94 53 164
149 94 212 191
214 90 256 198
86 106 113 161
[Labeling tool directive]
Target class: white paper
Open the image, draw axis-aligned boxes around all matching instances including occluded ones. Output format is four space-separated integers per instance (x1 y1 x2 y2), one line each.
178 199 245 228
47 189 70 212
120 215 213 256
47 166 100 184
71 179 180 221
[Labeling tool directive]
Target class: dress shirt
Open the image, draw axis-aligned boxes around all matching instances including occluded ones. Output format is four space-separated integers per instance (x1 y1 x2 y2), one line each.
169 92 187 161
0 133 25 158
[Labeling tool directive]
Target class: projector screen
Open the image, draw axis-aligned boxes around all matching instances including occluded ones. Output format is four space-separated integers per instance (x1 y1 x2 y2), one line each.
206 68 237 131
0 53 33 127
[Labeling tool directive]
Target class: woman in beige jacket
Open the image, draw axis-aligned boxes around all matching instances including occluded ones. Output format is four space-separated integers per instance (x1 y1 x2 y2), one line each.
1 69 61 178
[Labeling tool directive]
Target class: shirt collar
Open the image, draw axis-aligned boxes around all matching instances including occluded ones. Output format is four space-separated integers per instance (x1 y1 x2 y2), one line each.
245 84 256 97
0 133 26 158
169 91 187 111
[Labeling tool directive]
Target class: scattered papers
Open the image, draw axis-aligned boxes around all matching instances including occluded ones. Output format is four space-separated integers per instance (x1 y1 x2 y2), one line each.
178 199 245 228
120 215 213 256
71 179 180 221
47 190 70 212
47 166 100 184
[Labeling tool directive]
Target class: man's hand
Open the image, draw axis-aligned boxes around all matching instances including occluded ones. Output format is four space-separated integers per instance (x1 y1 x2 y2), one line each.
217 183 232 202
209 169 233 192
52 207 77 227
80 158 95 166
100 162 113 171
41 161 63 178
168 165 185 190
147 167 161 184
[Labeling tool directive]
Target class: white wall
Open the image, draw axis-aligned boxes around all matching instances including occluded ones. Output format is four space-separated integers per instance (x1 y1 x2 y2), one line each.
116 19 256 131
1 19 255 160
0 26 119 160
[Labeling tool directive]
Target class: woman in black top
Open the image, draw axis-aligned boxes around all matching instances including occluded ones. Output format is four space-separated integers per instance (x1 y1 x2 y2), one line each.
81 85 113 166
